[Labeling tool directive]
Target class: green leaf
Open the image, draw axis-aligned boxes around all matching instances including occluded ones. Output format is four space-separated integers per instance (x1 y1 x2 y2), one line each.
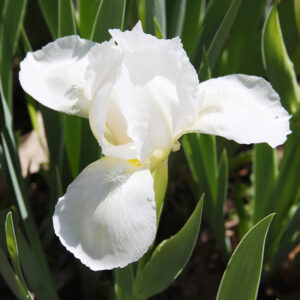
57 0 81 178
191 0 230 68
5 212 32 300
198 0 242 75
64 115 82 178
215 150 230 258
216 214 274 300
16 230 59 300
79 119 101 170
295 0 300 37
114 265 134 300
166 0 187 38
0 91 57 298
0 245 25 300
37 0 58 38
279 0 300 75
223 0 267 74
253 144 278 224
262 4 300 114
91 0 127 42
58 0 77 37
183 134 217 204
270 204 300 271
266 138 300 255
133 196 204 299
199 47 212 81
145 0 166 37
6 212 25 285
40 107 64 170
181 0 204 55
78 0 101 39
0 0 27 108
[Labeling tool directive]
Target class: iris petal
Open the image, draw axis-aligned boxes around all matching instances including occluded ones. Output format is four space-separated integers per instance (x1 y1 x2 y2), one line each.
53 157 156 271
189 74 291 148
19 36 96 117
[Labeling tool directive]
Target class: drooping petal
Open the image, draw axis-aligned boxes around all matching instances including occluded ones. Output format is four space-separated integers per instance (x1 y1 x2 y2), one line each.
53 157 156 271
187 74 291 148
19 36 120 117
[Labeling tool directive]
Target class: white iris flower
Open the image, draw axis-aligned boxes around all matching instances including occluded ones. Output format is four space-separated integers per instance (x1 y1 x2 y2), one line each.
19 22 291 271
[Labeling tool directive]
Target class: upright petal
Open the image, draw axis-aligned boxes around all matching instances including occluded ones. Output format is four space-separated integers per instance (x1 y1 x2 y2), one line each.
53 157 156 271
89 23 200 161
187 74 291 148
109 22 200 138
20 36 96 117
89 66 174 162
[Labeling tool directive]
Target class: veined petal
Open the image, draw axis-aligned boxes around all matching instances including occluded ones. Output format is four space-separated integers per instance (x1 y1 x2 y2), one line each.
188 74 291 148
19 36 96 117
53 157 156 271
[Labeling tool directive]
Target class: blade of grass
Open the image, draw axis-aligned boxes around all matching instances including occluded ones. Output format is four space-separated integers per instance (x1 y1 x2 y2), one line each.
145 0 166 37
16 230 59 300
215 150 231 257
0 89 57 296
216 214 274 300
6 212 26 287
91 0 127 42
198 0 242 77
181 0 204 55
253 144 278 224
58 0 77 37
0 245 26 300
269 204 300 271
58 0 82 178
37 0 58 38
0 0 27 109
295 0 300 37
78 0 101 38
191 0 230 69
223 0 267 74
279 0 300 75
262 4 300 114
166 0 186 38
5 212 32 300
134 196 204 299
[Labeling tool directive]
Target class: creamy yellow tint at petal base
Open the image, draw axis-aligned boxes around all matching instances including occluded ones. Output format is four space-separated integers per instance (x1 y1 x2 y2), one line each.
19 21 291 271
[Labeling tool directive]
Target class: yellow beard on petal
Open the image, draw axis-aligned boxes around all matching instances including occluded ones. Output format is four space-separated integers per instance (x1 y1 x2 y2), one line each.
128 159 142 167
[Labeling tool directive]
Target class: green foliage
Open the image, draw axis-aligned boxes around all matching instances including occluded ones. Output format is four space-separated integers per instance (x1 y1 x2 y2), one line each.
133 196 204 300
253 144 277 224
5 212 32 300
1 0 300 298
262 4 300 114
217 214 274 300
91 0 127 42
0 0 27 108
37 0 58 38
